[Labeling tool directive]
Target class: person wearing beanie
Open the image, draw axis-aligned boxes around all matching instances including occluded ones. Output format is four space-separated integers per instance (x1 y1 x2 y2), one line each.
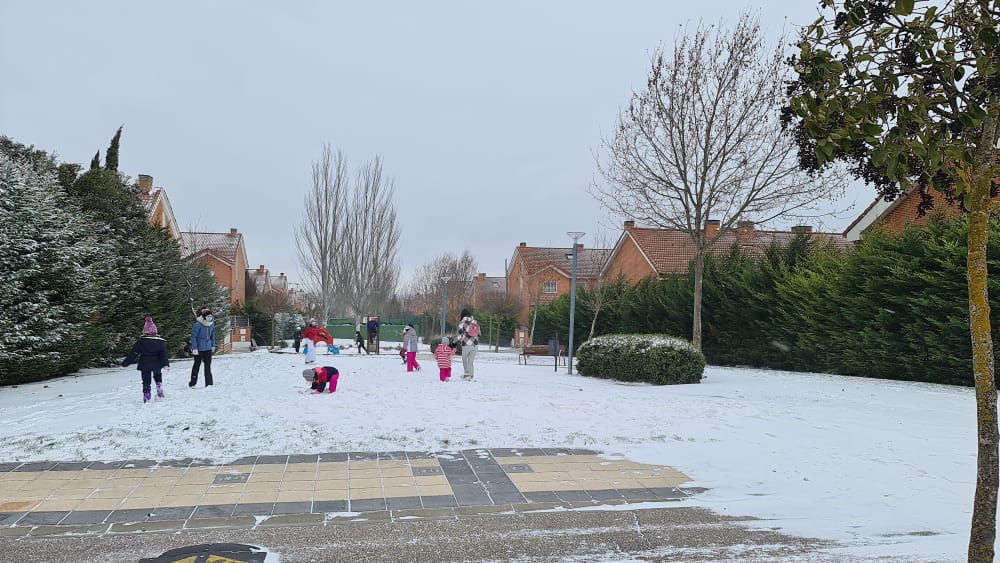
190 307 216 387
402 324 421 372
122 315 170 403
302 366 339 394
456 309 480 381
434 336 455 382
354 330 368 355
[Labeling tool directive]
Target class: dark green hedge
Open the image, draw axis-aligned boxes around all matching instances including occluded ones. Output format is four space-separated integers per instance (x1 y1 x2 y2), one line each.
576 334 705 384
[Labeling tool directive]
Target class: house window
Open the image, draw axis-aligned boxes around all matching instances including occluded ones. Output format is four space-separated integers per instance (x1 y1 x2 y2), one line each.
542 280 557 294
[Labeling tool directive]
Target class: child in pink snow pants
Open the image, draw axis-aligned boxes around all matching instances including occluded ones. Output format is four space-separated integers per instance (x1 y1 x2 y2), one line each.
403 324 421 372
434 336 456 381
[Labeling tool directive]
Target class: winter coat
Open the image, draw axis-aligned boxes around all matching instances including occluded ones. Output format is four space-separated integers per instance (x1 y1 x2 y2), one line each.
191 317 216 352
303 325 333 344
293 328 302 342
122 335 170 372
402 329 419 352
433 343 455 368
456 316 479 347
309 366 339 385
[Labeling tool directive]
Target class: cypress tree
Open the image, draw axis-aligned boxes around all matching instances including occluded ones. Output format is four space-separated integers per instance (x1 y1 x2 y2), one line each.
106 126 122 171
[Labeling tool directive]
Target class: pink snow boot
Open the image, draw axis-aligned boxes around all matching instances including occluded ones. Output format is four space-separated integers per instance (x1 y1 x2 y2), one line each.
156 384 165 398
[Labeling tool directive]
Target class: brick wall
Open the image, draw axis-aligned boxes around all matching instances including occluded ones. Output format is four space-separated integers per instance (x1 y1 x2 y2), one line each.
606 234 657 284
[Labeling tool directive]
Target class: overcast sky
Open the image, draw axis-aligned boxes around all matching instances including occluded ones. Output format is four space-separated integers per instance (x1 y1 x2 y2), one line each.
1 1 869 289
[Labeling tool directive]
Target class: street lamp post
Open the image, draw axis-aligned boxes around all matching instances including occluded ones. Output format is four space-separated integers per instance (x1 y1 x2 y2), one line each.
441 277 450 337
567 231 585 374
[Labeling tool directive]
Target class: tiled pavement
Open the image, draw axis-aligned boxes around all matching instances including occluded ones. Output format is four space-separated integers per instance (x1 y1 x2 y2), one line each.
0 449 700 536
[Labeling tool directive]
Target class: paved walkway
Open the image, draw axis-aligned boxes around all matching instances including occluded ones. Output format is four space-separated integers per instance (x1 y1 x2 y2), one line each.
0 449 699 536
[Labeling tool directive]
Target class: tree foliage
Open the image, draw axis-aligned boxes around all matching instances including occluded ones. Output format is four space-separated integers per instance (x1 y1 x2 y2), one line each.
784 2 1000 558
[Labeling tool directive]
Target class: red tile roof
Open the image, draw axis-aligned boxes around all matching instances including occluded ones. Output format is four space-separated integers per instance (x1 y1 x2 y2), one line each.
180 231 244 265
515 247 612 279
624 226 852 277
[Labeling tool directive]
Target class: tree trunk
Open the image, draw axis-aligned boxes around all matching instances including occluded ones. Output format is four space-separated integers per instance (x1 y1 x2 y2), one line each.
588 307 600 341
967 138 998 562
691 250 705 350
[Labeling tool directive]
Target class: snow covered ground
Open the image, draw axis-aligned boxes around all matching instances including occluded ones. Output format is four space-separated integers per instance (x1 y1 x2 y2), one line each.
0 343 979 561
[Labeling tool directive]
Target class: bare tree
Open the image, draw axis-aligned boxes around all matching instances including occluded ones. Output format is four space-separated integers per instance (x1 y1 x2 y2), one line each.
336 156 401 320
407 251 477 337
296 145 347 322
594 11 845 349
583 231 623 340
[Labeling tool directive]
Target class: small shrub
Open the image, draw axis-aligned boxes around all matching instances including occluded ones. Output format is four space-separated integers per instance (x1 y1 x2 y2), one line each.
576 334 705 385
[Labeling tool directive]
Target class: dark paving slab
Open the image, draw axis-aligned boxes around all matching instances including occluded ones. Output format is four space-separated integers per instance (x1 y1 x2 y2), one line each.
556 490 594 503
317 452 349 462
122 459 157 469
156 458 195 468
255 455 288 465
488 491 527 504
59 510 111 525
226 456 258 466
147 506 195 521
0 462 23 472
420 495 457 508
588 489 626 501
348 452 378 461
649 487 688 500
378 451 408 461
524 491 562 503
386 496 423 510
0 513 24 526
311 500 348 513
618 488 658 501
287 454 318 464
86 461 125 470
232 503 273 516
50 461 92 472
350 498 386 512
271 502 312 515
106 508 151 523
16 511 68 526
192 504 236 518
13 462 57 472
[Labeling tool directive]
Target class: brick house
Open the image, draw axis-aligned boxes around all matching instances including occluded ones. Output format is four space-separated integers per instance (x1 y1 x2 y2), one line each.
604 220 851 284
470 272 506 308
179 228 250 306
506 242 612 327
137 174 181 239
844 188 969 241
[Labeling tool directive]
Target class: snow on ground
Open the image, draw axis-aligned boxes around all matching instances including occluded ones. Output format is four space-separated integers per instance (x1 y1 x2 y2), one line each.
0 343 979 561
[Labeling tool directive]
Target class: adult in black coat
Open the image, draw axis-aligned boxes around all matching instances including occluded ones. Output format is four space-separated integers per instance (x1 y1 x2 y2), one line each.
293 326 303 353
123 316 170 403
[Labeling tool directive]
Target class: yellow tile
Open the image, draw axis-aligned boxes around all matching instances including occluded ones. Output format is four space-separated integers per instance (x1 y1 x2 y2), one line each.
76 470 115 479
113 469 155 479
275 491 312 502
379 461 409 469
63 478 109 488
0 472 38 482
239 492 277 503
349 488 383 500
205 484 244 493
118 497 159 510
381 477 415 487
105 477 145 488
313 489 348 501
243 482 280 493
547 481 581 491
282 471 316 482
89 488 133 500
147 468 186 478
383 486 415 498
508 473 550 484
158 496 200 508
316 470 348 481
168 484 209 495
514 481 553 492
415 485 453 496
350 478 382 489
588 463 625 472
349 461 379 470
219 465 255 473
0 500 39 512
406 459 441 468
48 488 94 500
317 462 349 471
200 493 242 504
278 481 314 492
414 476 449 487
32 499 81 511
380 467 412 478
251 464 286 473
314 479 348 491
129 486 167 499
75 499 121 511
248 472 283 482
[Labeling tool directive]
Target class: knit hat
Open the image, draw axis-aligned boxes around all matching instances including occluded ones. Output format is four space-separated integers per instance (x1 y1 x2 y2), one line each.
142 316 158 335
440 336 449 346
302 368 315 381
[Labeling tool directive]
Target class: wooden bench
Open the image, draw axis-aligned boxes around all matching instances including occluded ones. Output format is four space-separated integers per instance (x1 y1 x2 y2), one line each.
518 344 567 366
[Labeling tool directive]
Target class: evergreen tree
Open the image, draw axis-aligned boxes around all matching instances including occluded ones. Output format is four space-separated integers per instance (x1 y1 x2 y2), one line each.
89 151 100 170
0 155 111 383
105 126 121 171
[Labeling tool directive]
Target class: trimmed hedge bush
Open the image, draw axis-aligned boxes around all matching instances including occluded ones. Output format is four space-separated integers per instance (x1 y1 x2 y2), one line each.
576 334 705 385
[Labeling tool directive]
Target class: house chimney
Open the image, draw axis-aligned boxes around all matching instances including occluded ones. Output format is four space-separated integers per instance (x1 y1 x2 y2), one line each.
737 220 755 241
624 220 635 229
705 219 720 238
138 174 153 194
229 228 238 237
791 225 813 235
477 273 486 281
520 242 527 247
576 243 584 250
258 265 265 273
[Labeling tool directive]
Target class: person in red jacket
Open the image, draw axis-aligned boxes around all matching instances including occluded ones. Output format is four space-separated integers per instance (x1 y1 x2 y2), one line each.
302 366 339 393
301 319 333 365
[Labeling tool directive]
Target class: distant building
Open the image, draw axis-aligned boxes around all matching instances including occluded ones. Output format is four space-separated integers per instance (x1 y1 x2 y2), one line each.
603 220 852 284
180 228 249 306
136 174 181 239
506 242 612 327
